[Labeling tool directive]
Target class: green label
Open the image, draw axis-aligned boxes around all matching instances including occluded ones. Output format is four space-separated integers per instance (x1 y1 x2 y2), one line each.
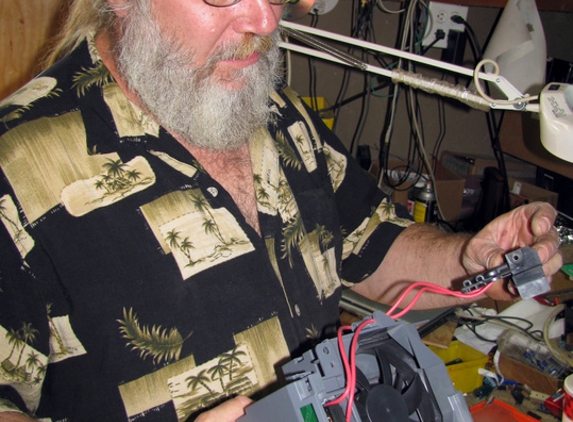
300 404 320 422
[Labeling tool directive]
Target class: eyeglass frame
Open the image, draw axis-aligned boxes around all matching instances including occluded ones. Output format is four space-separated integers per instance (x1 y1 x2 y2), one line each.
203 0 298 7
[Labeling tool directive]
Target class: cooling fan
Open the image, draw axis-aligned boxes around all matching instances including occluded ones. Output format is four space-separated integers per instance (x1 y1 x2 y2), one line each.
352 328 445 421
239 311 472 422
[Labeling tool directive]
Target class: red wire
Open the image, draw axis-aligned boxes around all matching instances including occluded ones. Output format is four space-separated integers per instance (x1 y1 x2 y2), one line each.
387 281 494 318
344 318 375 422
324 326 353 407
325 282 494 421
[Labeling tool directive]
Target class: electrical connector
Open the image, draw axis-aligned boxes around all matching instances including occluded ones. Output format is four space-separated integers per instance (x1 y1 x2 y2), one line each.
529 390 550 404
435 29 446 41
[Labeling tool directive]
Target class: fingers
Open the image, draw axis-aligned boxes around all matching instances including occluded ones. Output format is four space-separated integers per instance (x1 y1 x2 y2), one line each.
463 202 562 302
194 396 254 422
0 412 37 422
541 246 563 279
483 279 520 302
526 202 557 238
533 225 561 264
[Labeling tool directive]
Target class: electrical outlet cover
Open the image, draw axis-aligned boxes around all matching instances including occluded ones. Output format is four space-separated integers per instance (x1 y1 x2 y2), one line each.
422 1 468 49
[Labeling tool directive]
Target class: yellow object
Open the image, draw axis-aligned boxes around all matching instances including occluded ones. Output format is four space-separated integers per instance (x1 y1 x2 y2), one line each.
429 340 489 394
302 97 335 130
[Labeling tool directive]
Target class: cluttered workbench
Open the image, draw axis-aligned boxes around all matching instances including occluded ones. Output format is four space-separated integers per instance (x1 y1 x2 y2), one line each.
337 244 573 421
425 244 573 421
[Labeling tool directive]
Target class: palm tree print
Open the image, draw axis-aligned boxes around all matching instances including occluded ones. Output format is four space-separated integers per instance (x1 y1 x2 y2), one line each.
1 322 39 383
220 347 247 382
314 224 334 249
281 213 305 266
3 327 22 365
117 307 192 365
166 228 202 268
92 158 152 202
207 360 228 392
274 131 302 171
305 324 321 342
14 323 38 371
186 369 216 396
46 303 75 358
0 196 25 246
188 192 226 244
72 63 112 97
0 79 62 128
170 191 249 265
379 200 413 226
178 345 253 418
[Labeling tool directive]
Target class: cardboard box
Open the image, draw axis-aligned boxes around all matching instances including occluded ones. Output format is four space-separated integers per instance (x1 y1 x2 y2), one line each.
380 160 465 223
508 177 559 209
498 353 562 395
434 161 466 222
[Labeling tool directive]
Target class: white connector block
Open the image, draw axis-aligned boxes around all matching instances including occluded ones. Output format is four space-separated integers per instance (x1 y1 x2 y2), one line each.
422 1 469 49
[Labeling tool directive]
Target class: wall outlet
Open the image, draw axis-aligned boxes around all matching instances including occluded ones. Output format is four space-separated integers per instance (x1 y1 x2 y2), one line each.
422 1 468 49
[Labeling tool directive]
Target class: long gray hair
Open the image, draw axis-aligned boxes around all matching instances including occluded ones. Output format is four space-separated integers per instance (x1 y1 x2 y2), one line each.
45 0 123 66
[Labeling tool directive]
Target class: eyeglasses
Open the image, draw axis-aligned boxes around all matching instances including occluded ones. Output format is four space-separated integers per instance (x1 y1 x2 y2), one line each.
203 0 297 7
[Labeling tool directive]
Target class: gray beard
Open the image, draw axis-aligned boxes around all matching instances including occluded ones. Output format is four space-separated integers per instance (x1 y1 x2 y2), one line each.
115 3 282 150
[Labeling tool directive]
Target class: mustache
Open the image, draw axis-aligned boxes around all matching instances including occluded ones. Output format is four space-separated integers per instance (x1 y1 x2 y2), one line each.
192 32 278 81
220 33 277 61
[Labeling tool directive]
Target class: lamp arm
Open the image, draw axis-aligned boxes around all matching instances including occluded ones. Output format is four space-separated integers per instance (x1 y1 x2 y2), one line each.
279 21 537 113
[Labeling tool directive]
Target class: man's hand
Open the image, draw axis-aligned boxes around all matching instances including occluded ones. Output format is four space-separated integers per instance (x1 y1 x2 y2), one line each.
194 396 253 422
0 412 36 422
0 397 254 422
463 202 562 301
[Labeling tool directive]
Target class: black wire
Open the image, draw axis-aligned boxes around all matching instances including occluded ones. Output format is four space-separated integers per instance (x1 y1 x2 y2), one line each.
349 73 372 156
380 0 443 194
331 0 360 133
317 79 392 113
306 13 319 113
379 0 412 171
420 31 445 55
458 313 545 343
347 0 377 157
431 97 447 165
467 324 498 343
451 15 482 65
459 15 511 219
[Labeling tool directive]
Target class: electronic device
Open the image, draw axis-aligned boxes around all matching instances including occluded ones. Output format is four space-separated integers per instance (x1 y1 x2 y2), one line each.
460 246 549 300
239 311 472 422
540 83 573 163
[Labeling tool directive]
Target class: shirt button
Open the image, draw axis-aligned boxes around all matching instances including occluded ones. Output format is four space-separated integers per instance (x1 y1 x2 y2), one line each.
207 187 218 197
294 304 301 317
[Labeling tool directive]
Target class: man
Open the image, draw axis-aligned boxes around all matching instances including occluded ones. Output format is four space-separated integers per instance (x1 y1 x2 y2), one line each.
0 0 562 421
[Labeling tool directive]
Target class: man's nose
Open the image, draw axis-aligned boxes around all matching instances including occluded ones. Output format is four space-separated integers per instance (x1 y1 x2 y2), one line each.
232 0 282 36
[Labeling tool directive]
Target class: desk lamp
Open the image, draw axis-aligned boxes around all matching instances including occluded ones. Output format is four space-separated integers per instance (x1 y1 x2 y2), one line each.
279 21 573 163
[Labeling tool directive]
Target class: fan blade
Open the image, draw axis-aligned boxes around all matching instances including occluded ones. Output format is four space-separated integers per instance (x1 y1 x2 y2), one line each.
366 384 410 422
401 372 425 415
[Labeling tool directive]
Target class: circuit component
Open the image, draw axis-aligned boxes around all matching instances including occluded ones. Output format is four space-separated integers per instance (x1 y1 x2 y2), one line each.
461 246 550 300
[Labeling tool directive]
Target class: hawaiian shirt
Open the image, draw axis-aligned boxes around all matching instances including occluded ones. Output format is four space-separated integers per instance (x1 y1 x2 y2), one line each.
0 38 412 421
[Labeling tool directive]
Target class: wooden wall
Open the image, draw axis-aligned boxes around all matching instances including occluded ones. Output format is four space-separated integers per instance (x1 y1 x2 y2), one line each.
0 0 66 101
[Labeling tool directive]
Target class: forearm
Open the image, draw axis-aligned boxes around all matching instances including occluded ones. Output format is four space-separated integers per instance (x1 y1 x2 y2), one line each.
352 223 476 310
